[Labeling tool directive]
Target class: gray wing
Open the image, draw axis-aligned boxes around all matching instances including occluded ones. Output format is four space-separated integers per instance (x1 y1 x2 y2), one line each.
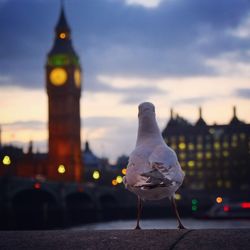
140 144 184 189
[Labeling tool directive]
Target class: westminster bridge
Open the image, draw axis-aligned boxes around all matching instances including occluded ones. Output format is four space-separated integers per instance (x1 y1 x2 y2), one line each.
0 176 232 230
0 176 139 229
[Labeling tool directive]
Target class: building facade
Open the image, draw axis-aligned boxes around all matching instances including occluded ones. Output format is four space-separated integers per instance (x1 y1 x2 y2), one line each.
162 107 250 193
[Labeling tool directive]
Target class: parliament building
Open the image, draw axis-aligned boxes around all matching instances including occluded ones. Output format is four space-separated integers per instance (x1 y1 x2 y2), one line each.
162 107 250 193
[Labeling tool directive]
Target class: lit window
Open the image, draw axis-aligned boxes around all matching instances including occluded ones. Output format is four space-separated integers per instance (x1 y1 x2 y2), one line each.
171 144 177 150
225 181 231 188
190 171 194 176
214 142 220 150
178 142 186 150
180 161 186 167
198 171 203 178
179 136 185 142
197 162 202 168
215 152 220 158
196 152 203 159
209 128 215 134
122 168 127 175
217 180 223 187
179 153 186 159
223 142 229 148
231 142 237 147
188 161 195 168
205 152 211 159
188 143 194 150
240 133 246 140
232 134 238 141
197 144 203 150
223 151 229 157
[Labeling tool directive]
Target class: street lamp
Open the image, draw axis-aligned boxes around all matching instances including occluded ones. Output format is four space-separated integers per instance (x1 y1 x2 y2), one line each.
2 155 11 166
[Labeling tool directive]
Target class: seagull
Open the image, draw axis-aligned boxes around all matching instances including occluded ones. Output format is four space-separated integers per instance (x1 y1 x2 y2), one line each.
123 102 186 230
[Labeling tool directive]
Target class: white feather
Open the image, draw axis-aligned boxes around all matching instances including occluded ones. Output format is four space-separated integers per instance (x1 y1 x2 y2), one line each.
124 102 185 201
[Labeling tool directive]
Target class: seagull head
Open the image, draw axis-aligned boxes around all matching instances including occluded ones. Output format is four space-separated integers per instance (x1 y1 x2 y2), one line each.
138 102 155 117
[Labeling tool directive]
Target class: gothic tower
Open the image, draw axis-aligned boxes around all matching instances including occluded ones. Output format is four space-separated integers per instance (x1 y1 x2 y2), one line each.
46 4 82 182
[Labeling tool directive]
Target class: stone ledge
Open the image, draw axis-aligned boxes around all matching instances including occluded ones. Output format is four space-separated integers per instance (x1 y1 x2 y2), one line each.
0 229 249 250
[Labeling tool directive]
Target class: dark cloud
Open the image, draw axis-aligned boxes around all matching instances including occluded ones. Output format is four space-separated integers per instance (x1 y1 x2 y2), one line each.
234 88 250 99
0 0 250 90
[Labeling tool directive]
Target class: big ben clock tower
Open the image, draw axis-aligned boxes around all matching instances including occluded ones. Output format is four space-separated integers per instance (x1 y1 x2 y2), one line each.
46 4 82 182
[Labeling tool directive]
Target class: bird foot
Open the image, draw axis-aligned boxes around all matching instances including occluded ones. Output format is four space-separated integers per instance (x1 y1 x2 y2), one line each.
134 225 141 230
178 224 186 230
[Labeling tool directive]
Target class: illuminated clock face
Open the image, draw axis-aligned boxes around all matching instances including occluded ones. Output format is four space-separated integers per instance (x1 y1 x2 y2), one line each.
74 69 81 87
49 68 67 86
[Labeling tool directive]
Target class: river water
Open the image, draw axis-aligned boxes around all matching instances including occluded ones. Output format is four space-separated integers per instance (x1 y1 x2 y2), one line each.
71 218 250 230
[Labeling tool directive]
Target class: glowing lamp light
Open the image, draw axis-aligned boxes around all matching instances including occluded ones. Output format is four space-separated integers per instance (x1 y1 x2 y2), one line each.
34 182 41 189
58 164 66 174
116 175 123 184
241 202 250 209
2 155 11 166
191 199 198 212
223 205 230 212
112 179 118 186
93 170 100 180
178 142 186 150
216 197 223 204
175 193 181 200
59 32 66 39
122 168 127 175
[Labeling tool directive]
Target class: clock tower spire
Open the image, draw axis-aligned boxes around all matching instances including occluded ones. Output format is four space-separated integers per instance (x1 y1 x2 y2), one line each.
46 3 83 182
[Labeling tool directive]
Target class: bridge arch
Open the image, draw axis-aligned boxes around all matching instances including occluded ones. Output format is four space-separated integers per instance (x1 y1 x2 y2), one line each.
11 188 60 229
98 193 119 220
65 191 97 225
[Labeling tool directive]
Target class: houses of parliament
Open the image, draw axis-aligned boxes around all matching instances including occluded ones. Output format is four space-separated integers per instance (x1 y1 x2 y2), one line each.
0 5 250 194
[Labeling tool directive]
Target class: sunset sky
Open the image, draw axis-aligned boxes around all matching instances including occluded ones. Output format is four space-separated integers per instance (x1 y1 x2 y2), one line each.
1 0 250 162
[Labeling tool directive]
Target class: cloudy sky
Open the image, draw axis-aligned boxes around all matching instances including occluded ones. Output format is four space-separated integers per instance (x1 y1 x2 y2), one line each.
1 0 250 162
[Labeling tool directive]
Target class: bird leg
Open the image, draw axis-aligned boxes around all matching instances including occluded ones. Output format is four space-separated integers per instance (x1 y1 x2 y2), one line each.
171 196 186 229
134 196 142 230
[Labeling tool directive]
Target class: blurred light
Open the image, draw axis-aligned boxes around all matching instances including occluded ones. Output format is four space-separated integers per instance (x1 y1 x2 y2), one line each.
59 32 66 39
78 187 84 192
188 161 195 168
241 202 250 209
178 142 186 150
122 168 127 175
175 193 181 200
112 179 118 186
191 199 198 211
34 182 41 189
223 205 230 212
116 175 123 184
93 170 100 180
216 197 223 204
2 155 11 166
58 164 66 174
214 142 220 150
192 199 198 205
192 205 198 212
